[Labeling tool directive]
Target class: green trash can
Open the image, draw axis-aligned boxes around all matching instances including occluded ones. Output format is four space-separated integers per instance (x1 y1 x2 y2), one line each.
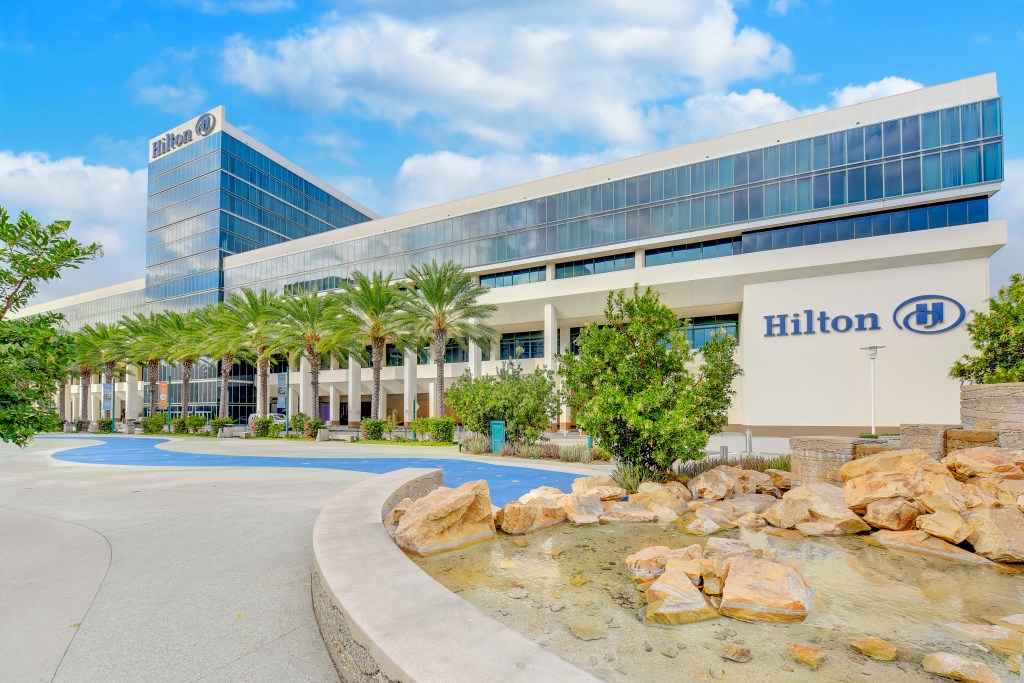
489 420 506 454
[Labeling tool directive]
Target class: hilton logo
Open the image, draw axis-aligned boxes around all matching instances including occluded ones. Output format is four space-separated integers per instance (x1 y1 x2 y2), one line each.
151 111 217 159
764 295 966 337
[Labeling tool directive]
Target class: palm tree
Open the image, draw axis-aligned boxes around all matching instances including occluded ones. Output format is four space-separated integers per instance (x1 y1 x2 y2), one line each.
161 311 205 417
220 289 281 417
272 289 356 419
404 261 498 417
340 271 412 420
76 321 126 420
70 330 101 424
121 312 174 417
199 303 250 421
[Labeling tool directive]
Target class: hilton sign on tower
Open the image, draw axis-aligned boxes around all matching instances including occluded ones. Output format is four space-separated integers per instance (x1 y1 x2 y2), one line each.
148 106 225 163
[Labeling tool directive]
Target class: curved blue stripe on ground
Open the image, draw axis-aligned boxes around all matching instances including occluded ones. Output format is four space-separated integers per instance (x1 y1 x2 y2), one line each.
42 437 581 507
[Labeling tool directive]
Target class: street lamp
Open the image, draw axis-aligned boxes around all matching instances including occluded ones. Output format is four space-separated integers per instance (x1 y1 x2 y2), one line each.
860 346 885 435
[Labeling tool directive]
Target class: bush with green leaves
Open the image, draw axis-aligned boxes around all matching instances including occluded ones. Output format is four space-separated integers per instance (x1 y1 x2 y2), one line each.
361 418 385 440
290 412 309 434
950 273 1024 384
184 415 206 433
591 445 612 462
253 417 276 437
304 417 326 439
142 414 166 434
171 417 187 434
461 434 489 454
558 442 592 463
209 417 233 430
97 419 112 433
429 416 456 443
559 285 741 473
445 359 559 449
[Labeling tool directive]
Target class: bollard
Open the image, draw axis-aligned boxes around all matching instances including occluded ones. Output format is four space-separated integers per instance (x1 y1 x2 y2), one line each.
719 445 729 460
317 427 330 442
745 428 753 454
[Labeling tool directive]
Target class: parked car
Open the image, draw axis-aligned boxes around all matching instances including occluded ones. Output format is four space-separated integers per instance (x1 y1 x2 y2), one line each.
246 413 287 427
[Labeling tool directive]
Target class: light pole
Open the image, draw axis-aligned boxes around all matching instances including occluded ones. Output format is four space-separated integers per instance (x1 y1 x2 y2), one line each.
860 346 885 435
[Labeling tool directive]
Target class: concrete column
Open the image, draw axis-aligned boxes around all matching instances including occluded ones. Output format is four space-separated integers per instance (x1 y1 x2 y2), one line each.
403 349 417 425
543 303 558 369
65 382 74 421
90 392 101 422
125 366 139 420
299 357 313 416
558 326 571 430
492 340 501 363
255 374 263 419
468 340 482 377
330 354 340 371
347 354 361 426
428 382 436 418
290 387 300 418
329 385 340 425
635 248 645 268
545 263 556 281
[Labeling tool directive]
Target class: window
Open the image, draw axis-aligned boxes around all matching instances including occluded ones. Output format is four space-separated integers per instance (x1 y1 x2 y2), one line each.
444 339 468 363
903 156 922 194
884 161 902 198
480 266 546 288
883 120 901 157
961 103 981 142
865 164 884 200
864 124 883 160
901 116 920 153
847 167 865 204
500 331 544 360
982 99 1001 138
555 253 634 279
941 150 962 188
684 315 738 350
813 136 829 170
813 174 829 209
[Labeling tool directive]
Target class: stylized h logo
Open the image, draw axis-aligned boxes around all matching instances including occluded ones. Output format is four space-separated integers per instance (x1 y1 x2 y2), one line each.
914 302 943 328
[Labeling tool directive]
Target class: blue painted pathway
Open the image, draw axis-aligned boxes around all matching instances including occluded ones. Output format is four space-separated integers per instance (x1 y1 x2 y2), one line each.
39 436 582 507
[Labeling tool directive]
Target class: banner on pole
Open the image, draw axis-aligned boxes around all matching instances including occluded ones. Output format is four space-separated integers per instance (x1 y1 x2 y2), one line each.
277 373 287 399
158 381 169 409
102 383 113 412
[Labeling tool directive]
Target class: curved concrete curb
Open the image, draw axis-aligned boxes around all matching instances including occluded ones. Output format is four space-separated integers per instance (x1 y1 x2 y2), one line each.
311 467 599 683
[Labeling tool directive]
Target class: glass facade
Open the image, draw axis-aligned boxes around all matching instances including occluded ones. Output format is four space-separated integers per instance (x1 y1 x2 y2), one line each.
685 315 739 350
479 266 546 288
225 98 1003 295
500 331 544 360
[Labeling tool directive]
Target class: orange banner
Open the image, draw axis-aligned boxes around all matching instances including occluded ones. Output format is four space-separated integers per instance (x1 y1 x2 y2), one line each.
158 381 169 410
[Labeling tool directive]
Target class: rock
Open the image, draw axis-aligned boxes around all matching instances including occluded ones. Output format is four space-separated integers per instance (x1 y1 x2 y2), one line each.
700 558 728 596
630 481 690 513
982 613 1024 633
967 476 1024 506
1005 653 1021 675
571 474 618 494
659 642 679 658
644 558 720 625
718 557 813 622
506 587 527 599
850 636 897 661
584 485 628 501
766 483 870 533
685 516 727 536
863 497 921 531
942 446 1024 481
916 510 971 544
963 507 1024 562
624 544 702 581
510 538 529 547
845 472 920 513
869 530 1000 567
765 468 792 490
561 493 604 525
763 497 811 529
388 497 413 526
721 644 752 663
795 521 845 536
915 473 995 513
840 449 944 481
497 499 567 534
517 486 566 504
949 623 1024 656
568 620 608 641
703 537 768 561
1018 494 1023 512
393 480 497 555
543 547 563 556
570 576 586 587
688 466 738 500
710 493 778 517
662 480 693 501
735 512 767 529
601 503 657 523
790 644 826 670
921 652 1001 683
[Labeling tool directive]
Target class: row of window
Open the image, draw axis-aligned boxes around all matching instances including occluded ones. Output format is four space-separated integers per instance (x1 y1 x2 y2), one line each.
555 253 636 280
146 211 221 250
148 134 221 177
145 250 221 284
479 266 546 289
223 141 1004 293
645 239 740 267
147 169 221 215
144 270 222 301
147 149 221 197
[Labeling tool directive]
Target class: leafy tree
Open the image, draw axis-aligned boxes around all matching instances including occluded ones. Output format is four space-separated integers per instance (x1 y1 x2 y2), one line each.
197 304 251 420
75 321 126 420
0 314 69 445
70 328 101 425
403 261 497 417
340 271 412 420
219 289 281 417
558 285 742 472
163 311 205 417
445 358 559 450
121 312 174 417
951 273 1024 384
0 207 101 321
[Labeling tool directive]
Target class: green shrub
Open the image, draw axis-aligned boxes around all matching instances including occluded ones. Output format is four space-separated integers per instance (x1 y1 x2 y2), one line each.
142 414 166 434
184 415 206 433
410 416 431 438
558 442 592 463
858 433 878 439
676 453 792 478
290 412 309 434
429 417 456 444
950 273 1024 383
75 419 87 432
613 462 665 494
361 418 385 441
591 445 612 461
461 434 489 454
38 412 62 432
171 417 187 434
304 417 326 439
268 423 284 438
97 419 112 433
253 417 275 437
209 417 233 430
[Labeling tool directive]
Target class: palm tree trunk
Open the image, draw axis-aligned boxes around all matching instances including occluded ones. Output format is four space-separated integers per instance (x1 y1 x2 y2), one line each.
433 330 447 418
371 341 384 419
219 354 232 419
104 362 116 420
181 360 193 417
58 381 66 422
80 370 91 425
258 350 270 417
148 359 159 417
309 346 321 420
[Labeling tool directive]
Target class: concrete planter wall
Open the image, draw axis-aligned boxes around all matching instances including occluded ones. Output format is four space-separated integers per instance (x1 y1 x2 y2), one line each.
960 382 1024 430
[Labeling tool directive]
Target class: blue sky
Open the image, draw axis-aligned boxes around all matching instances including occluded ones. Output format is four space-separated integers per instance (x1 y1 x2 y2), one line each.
1 0 1022 302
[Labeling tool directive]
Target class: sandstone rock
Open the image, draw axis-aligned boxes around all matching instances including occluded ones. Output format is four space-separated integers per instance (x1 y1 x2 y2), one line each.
646 502 680 522
624 544 702 581
388 497 413 526
689 466 737 500
684 506 737 535
663 480 693 501
795 521 845 536
963 507 1024 562
1005 653 1021 675
497 499 567 534
710 493 778 517
765 468 792 490
840 449 929 481
763 498 811 529
921 652 1001 683
916 510 971 544
1019 494 1024 512
845 472 921 513
631 481 690 513
393 480 497 555
718 557 813 622
765 483 869 533
968 476 1024 506
982 613 1024 634
915 473 995 513
699 557 728 596
949 623 1024 657
685 516 727 536
850 636 897 661
560 493 604 525
941 446 1024 481
517 486 566 504
735 512 767 529
644 558 720 625
869 530 1000 567
863 497 921 530
570 474 618 494
600 503 657 523
568 620 608 641
721 644 752 663
584 485 628 501
790 644 826 670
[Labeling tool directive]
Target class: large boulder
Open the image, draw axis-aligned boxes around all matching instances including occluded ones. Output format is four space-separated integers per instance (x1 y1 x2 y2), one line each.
765 469 792 490
914 473 995 513
600 503 658 523
967 476 1024 506
941 446 1024 481
963 507 1024 563
393 480 497 554
708 493 777 517
839 449 942 481
688 466 773 500
920 652 1001 683
582 485 627 502
496 498 567 535
869 530 999 567
629 481 690 513
718 556 814 622
644 558 720 625
571 474 618 494
764 483 869 534
625 544 702 581
844 471 920 513
560 493 604 525
517 486 566 504
863 497 921 531
684 506 737 535
916 510 971 544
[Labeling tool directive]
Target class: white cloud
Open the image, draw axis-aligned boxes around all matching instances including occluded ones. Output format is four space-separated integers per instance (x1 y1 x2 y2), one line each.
829 76 923 108
129 49 207 117
0 151 147 303
767 0 804 16
176 0 295 14
222 2 793 149
990 157 1024 291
